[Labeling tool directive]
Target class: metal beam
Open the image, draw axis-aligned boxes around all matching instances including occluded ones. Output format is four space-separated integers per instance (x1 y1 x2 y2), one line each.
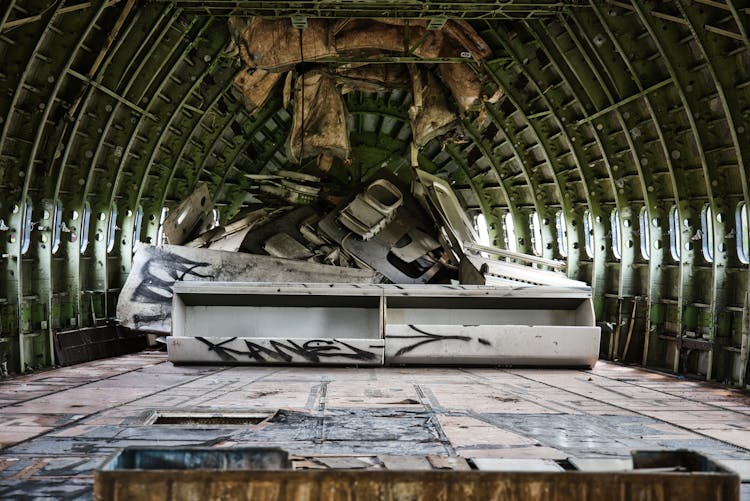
1 0 121 33
575 78 674 126
66 69 157 120
464 241 566 270
144 1 581 19
313 56 477 64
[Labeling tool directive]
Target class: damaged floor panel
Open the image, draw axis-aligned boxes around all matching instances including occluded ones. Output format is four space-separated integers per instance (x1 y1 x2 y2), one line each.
1 352 750 500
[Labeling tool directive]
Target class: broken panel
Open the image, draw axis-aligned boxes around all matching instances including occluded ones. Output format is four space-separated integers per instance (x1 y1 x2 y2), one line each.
161 184 213 246
338 179 403 240
116 244 376 334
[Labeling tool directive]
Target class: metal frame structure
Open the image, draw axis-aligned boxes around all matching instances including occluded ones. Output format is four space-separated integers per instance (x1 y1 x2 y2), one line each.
0 0 748 385
146 1 583 20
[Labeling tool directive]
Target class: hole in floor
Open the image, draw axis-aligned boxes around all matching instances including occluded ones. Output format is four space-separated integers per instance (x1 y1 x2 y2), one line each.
150 412 273 426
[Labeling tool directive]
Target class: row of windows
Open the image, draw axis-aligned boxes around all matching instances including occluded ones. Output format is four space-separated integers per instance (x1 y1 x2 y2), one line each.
16 201 143 256
599 203 749 264
14 199 750 265
475 202 750 265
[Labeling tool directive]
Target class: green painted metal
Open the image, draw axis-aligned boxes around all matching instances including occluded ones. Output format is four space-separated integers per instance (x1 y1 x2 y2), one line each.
575 79 674 126
0 0 17 31
83 7 189 322
0 0 749 386
155 74 239 211
460 119 521 248
66 68 158 119
47 5 160 334
584 1 673 368
521 19 605 293
149 1 581 19
673 0 750 381
564 9 654 363
630 0 717 378
0 1 64 372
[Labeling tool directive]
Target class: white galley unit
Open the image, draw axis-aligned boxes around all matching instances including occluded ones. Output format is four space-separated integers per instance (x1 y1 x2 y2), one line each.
167 283 600 368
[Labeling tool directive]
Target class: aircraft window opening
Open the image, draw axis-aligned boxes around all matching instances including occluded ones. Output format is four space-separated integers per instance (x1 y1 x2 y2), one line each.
106 206 118 253
156 207 169 246
132 206 143 255
737 202 749 264
610 209 622 260
669 205 681 262
503 212 517 252
51 200 63 255
79 202 92 254
583 210 594 258
701 204 714 263
555 210 568 257
474 213 491 248
20 200 33 255
530 211 543 256
639 207 650 261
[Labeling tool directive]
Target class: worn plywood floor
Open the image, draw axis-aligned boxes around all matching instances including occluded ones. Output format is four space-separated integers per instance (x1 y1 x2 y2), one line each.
1 351 750 499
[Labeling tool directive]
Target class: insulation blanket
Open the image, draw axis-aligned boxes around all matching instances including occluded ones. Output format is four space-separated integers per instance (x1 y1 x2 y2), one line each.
333 64 411 93
438 63 484 113
226 16 498 157
333 65 411 93
289 71 350 162
334 19 443 59
231 17 336 71
409 66 460 147
229 16 492 71
234 68 283 111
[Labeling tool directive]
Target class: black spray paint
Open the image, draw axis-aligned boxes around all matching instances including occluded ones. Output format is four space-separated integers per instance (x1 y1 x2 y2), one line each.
196 337 379 363
388 324 492 356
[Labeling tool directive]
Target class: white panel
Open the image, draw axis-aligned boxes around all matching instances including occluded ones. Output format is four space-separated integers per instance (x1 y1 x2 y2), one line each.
471 458 564 472
385 324 601 368
568 458 633 472
168 337 384 365
386 308 577 326
167 282 600 368
180 306 381 339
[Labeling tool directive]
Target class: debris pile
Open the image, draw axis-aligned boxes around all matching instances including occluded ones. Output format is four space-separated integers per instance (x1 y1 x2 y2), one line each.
169 171 459 284
114 19 588 335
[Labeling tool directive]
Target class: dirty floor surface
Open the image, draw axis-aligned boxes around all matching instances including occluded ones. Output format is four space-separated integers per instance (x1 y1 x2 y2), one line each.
1 351 750 499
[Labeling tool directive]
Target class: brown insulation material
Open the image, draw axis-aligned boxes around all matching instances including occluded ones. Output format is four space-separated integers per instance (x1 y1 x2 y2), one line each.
334 18 488 61
335 20 408 55
234 68 283 111
289 71 350 162
334 19 442 59
359 18 428 28
283 70 293 108
437 63 484 113
228 16 257 69
233 17 336 71
441 20 492 61
229 16 491 68
333 65 411 93
409 66 460 147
